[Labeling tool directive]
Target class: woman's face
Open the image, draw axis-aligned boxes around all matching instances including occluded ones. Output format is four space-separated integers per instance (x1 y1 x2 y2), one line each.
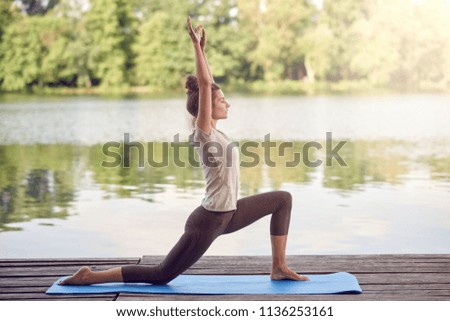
212 90 230 120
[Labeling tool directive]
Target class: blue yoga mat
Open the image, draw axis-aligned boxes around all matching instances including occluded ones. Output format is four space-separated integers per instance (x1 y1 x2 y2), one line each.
46 272 362 295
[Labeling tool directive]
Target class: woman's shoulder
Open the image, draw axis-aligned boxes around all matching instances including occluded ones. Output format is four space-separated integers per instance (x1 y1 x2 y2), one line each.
194 122 217 141
193 123 233 145
195 122 213 135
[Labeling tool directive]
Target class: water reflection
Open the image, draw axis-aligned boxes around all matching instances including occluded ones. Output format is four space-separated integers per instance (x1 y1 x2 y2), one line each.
0 145 76 231
427 156 450 183
323 140 410 192
26 169 54 201
1 139 449 232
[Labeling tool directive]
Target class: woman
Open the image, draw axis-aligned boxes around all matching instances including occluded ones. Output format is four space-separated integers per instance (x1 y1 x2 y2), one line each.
60 17 308 286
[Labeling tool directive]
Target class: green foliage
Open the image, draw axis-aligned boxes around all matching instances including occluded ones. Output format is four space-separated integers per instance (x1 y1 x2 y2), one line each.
241 0 315 81
0 0 449 93
0 16 44 91
0 1 14 41
85 0 137 87
134 11 192 90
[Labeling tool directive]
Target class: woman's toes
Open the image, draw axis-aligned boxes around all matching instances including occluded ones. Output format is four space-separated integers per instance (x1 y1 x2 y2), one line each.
297 274 310 281
271 267 309 281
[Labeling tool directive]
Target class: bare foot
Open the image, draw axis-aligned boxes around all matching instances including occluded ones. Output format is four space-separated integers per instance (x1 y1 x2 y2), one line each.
59 266 92 285
271 266 310 281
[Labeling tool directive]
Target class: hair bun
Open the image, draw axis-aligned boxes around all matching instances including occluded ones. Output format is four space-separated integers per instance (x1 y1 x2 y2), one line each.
185 75 199 93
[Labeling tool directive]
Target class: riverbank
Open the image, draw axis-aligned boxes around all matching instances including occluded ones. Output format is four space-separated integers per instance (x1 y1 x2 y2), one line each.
1 80 449 100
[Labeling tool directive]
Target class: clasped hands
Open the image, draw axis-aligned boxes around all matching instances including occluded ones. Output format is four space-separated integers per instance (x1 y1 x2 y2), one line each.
187 16 206 50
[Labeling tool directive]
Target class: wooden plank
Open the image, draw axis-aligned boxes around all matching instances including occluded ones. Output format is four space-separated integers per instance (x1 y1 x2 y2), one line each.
353 273 450 284
0 277 63 287
118 265 449 274
0 258 140 268
363 289 450 296
116 293 364 301
0 257 139 262
0 275 116 300
0 293 116 300
0 287 51 294
140 255 450 264
138 258 450 268
140 255 450 271
363 284 450 290
0 264 141 277
141 267 449 274
115 293 448 301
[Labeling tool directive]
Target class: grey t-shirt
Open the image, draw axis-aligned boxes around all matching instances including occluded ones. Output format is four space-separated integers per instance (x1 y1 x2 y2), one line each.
194 123 240 211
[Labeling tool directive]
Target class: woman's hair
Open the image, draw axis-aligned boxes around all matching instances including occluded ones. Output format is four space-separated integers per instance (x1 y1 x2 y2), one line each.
185 75 221 118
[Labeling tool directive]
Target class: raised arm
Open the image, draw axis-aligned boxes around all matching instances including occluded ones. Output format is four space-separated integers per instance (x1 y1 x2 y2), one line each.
200 28 215 84
187 16 213 135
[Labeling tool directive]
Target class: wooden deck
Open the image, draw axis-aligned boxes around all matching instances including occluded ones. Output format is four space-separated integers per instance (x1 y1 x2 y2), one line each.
0 255 449 301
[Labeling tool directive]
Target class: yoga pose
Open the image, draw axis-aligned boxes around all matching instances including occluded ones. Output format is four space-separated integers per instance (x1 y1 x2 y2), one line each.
60 17 308 286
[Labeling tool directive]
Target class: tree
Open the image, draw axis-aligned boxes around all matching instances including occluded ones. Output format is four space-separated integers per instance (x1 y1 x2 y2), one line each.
0 2 16 88
38 13 77 86
237 0 315 82
0 1 14 41
0 16 44 91
386 0 450 89
52 0 93 87
133 0 194 89
296 20 334 82
322 0 363 81
85 0 137 88
193 0 246 83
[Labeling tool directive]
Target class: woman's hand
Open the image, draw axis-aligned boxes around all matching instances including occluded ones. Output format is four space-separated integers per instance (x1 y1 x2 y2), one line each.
187 16 202 45
200 27 206 51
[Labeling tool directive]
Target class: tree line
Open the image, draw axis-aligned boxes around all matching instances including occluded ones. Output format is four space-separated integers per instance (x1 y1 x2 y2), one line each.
0 0 449 94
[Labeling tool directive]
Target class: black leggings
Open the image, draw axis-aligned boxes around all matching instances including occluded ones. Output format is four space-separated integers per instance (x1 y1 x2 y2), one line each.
121 191 292 284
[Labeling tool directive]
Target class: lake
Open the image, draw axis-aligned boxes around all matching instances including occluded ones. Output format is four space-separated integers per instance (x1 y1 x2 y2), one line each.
0 94 449 258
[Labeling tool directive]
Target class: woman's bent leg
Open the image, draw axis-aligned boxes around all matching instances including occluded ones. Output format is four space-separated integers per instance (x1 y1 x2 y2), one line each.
223 191 292 235
223 191 308 281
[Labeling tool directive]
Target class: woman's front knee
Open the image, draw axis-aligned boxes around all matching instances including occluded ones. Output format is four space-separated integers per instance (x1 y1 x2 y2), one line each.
277 191 292 207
